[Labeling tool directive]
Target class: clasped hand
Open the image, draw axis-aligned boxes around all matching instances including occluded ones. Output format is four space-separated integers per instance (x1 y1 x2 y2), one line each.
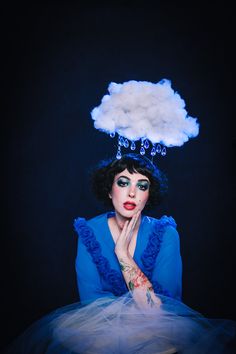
114 210 141 258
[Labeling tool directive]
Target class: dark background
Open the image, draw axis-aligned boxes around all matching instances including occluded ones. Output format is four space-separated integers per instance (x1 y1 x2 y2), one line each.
2 1 235 351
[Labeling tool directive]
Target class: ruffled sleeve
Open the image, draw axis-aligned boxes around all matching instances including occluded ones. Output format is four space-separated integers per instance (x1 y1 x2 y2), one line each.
141 216 182 299
74 218 127 302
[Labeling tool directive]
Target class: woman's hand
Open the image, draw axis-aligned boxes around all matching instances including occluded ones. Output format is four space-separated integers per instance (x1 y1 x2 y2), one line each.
114 210 141 258
114 210 162 308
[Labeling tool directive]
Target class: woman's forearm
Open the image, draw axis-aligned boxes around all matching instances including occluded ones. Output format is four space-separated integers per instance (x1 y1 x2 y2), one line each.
117 253 161 309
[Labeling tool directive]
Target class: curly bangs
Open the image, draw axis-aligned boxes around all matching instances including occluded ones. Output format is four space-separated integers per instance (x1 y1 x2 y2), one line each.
90 153 168 210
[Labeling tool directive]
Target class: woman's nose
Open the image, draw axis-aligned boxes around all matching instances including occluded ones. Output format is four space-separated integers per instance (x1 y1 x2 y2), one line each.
129 186 136 198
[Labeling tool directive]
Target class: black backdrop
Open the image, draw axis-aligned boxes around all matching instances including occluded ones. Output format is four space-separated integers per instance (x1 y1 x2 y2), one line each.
2 1 235 351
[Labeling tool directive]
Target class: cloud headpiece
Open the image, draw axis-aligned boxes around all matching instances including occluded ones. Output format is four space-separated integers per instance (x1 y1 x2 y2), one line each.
91 79 199 158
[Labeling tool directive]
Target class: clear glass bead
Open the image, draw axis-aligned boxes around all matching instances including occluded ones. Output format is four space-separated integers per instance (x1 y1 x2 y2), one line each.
130 141 136 150
140 146 145 155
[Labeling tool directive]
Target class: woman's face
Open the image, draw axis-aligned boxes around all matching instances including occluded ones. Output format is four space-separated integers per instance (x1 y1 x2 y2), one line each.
109 168 150 218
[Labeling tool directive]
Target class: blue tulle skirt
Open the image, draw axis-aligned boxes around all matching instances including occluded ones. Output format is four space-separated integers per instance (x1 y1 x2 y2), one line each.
4 293 236 354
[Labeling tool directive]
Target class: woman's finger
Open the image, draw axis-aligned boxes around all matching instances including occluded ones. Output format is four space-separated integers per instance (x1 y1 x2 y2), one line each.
116 210 141 247
127 210 141 242
118 220 129 239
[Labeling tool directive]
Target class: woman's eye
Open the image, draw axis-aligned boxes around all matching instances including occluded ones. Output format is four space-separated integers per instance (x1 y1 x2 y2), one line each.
137 183 149 191
117 179 129 187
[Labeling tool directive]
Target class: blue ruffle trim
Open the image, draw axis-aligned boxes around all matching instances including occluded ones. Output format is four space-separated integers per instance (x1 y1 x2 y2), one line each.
74 218 127 296
141 216 176 278
141 215 176 297
74 215 176 298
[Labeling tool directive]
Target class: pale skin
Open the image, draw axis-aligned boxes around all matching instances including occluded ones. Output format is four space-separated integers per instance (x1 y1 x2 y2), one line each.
108 169 162 309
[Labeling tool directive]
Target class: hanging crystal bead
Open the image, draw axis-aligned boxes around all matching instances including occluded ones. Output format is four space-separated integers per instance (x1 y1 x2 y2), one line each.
120 136 124 146
161 147 167 156
140 146 145 155
116 146 122 159
124 139 129 148
130 141 136 150
110 132 115 138
151 147 156 156
156 144 162 154
144 139 149 149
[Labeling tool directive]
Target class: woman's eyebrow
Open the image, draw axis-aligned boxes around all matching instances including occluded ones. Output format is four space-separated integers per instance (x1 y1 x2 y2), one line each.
115 175 130 181
116 176 149 182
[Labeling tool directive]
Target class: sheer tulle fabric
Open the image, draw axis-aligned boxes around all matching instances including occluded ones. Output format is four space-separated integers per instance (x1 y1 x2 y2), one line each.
5 294 236 354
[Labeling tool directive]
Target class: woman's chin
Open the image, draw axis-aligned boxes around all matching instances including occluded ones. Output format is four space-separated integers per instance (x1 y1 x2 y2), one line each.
116 208 138 219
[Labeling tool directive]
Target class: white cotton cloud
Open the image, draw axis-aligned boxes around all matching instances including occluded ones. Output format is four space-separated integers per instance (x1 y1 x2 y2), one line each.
91 79 199 147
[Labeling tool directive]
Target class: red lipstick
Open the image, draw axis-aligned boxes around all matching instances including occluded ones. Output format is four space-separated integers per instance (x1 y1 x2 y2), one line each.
123 202 136 210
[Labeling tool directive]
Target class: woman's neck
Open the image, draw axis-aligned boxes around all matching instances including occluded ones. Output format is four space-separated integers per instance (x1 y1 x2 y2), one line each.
114 212 141 233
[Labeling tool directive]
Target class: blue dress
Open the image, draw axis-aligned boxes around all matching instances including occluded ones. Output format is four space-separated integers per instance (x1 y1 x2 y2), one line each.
75 212 182 304
4 213 236 354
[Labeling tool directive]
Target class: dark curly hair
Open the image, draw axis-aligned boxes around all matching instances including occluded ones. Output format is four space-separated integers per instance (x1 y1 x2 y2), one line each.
90 153 168 210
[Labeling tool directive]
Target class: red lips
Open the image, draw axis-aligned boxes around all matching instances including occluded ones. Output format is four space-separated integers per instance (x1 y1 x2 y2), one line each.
123 202 136 210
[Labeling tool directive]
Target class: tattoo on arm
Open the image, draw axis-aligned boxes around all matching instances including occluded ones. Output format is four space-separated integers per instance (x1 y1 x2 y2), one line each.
119 259 155 307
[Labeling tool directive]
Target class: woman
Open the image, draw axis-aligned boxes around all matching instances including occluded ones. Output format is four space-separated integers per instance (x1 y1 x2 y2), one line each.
5 154 236 354
75 153 181 308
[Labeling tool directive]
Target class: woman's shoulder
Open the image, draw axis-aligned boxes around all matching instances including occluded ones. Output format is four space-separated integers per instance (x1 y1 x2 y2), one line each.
74 212 108 231
144 215 177 229
144 215 179 242
143 215 180 254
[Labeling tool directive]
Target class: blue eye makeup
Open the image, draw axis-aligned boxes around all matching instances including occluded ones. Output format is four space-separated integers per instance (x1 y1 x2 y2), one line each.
116 177 150 191
137 181 150 191
116 177 130 187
